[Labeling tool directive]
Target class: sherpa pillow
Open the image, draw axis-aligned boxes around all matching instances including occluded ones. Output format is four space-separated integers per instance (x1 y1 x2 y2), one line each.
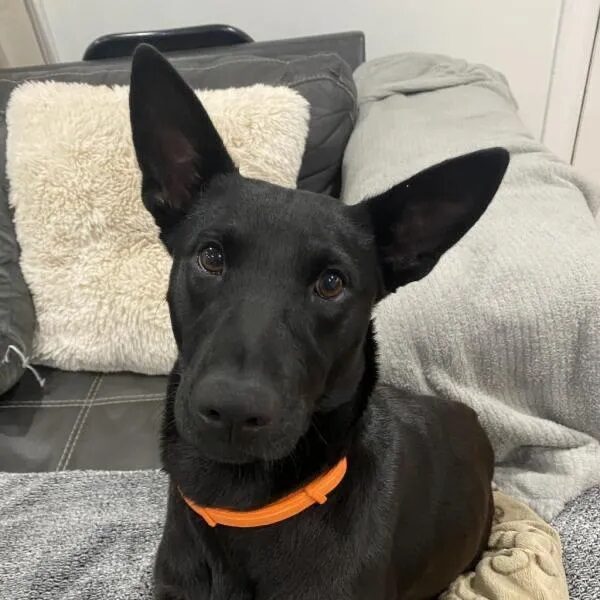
7 81 309 374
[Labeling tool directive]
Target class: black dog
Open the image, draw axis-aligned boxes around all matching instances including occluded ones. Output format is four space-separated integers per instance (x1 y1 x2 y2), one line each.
129 45 508 600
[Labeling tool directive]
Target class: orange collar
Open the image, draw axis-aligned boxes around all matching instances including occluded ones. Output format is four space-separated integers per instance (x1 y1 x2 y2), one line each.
181 457 348 528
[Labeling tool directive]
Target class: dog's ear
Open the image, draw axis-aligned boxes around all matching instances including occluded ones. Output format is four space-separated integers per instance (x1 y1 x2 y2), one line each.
129 44 235 234
350 148 509 296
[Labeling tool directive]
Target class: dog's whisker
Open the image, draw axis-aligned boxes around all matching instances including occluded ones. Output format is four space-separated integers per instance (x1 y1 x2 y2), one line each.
311 421 329 447
288 448 300 479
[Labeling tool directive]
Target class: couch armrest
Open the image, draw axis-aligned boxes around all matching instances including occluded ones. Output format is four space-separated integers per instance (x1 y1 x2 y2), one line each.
0 163 35 393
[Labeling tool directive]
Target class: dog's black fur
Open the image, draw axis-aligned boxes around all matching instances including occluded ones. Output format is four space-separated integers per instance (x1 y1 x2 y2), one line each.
129 45 508 600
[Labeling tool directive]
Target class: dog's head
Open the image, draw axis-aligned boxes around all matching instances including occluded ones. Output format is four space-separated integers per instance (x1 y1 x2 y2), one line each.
130 45 508 466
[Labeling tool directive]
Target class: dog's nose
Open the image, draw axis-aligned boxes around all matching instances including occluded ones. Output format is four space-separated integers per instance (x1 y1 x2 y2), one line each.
199 403 272 430
196 377 276 431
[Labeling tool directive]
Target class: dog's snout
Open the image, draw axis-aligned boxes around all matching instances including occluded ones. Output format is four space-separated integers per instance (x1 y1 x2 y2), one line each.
195 377 277 433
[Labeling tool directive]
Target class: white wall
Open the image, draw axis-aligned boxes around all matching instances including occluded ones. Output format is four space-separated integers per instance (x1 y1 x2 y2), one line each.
0 0 45 67
33 0 563 137
573 28 600 181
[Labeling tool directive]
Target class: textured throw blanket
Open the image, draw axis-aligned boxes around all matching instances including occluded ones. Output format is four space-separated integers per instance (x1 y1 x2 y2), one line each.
2 470 589 600
342 54 600 520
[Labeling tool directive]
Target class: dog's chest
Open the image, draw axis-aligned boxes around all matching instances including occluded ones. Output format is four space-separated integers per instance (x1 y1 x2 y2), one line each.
206 457 398 599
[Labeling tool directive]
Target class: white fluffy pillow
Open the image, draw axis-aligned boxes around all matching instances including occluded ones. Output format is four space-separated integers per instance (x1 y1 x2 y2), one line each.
7 81 309 374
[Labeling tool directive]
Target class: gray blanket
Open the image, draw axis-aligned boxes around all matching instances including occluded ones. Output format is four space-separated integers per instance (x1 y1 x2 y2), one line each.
342 54 600 520
0 471 163 599
553 486 600 597
0 470 597 599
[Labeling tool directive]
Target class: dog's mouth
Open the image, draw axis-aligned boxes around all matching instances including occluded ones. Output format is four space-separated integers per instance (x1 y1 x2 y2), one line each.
194 441 290 465
194 442 264 465
182 433 305 466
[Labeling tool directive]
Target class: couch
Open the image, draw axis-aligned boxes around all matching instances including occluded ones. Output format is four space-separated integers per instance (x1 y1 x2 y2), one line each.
0 31 363 472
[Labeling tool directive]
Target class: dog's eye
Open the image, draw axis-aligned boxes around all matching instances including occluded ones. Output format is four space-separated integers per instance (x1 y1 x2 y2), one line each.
198 244 224 275
315 270 345 300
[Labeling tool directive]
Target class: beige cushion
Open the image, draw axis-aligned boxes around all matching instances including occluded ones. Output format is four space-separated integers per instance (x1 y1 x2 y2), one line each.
443 491 568 600
7 81 309 374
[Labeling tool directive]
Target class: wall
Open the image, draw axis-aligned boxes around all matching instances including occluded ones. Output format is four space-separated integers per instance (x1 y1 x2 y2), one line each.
0 0 45 67
573 26 600 181
32 0 563 138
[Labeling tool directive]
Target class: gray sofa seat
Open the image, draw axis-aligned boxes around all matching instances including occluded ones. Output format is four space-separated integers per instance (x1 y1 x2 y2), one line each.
1 468 595 599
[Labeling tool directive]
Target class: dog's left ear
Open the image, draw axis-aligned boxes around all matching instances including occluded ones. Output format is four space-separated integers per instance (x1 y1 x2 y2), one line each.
350 148 509 296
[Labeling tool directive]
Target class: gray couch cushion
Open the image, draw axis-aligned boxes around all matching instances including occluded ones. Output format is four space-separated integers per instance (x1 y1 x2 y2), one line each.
0 133 34 394
0 43 357 397
0 368 165 471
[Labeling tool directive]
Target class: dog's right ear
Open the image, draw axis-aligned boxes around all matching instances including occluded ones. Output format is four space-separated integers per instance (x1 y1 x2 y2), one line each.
129 44 235 236
349 148 509 297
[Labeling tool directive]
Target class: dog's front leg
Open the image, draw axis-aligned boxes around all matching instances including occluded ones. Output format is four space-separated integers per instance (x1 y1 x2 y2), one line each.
210 573 255 600
154 532 214 600
154 578 253 600
154 535 254 600
153 567 212 600
154 581 202 600
154 570 253 600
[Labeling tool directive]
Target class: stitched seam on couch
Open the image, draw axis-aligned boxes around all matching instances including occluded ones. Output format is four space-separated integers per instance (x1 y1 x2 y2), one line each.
10 391 165 403
0 59 286 85
0 54 354 107
0 394 164 409
55 374 102 471
0 52 347 83
1 74 355 111
62 375 106 469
